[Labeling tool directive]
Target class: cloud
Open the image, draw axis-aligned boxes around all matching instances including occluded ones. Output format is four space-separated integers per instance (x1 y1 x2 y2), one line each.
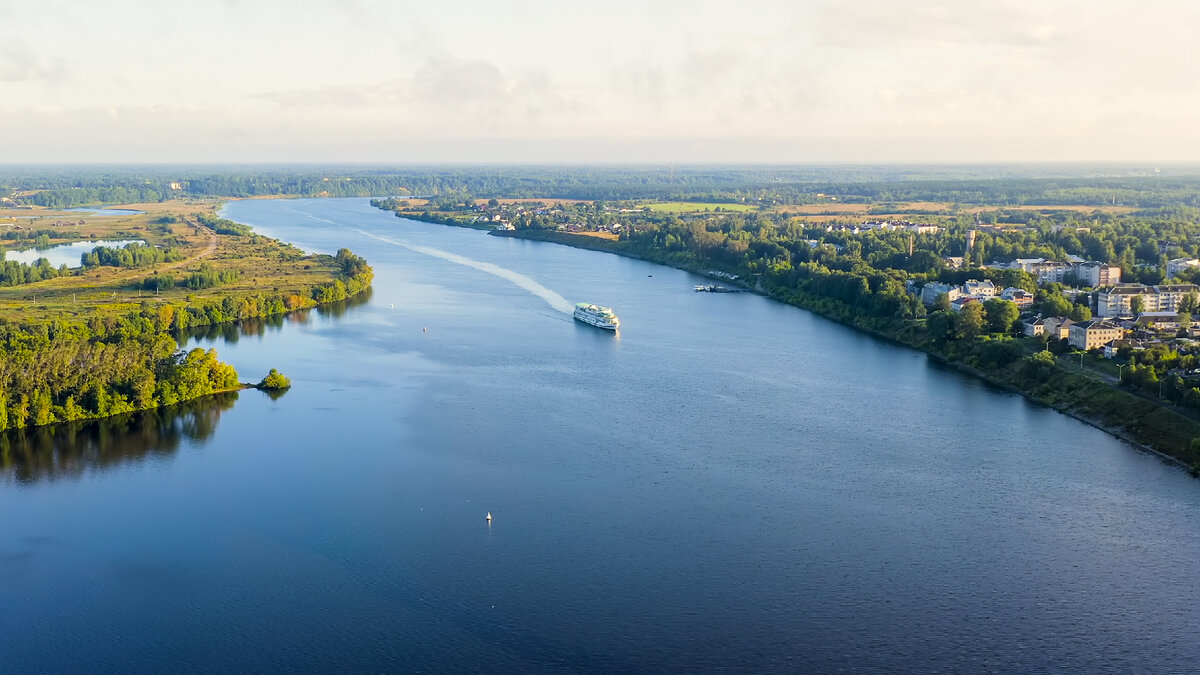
0 47 63 83
252 55 584 134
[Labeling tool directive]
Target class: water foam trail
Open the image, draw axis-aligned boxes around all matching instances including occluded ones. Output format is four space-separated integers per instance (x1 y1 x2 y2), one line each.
351 228 574 314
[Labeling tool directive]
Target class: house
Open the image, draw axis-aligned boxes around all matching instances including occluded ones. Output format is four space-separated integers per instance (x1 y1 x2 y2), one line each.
943 256 964 269
1028 261 1073 283
1068 319 1124 350
1166 258 1200 279
1072 261 1121 287
1043 316 1075 341
1000 287 1034 307
1096 284 1151 317
950 297 978 312
1097 283 1199 316
921 281 962 306
1153 284 1199 313
1009 258 1046 271
963 279 996 300
1022 317 1046 337
1136 312 1182 331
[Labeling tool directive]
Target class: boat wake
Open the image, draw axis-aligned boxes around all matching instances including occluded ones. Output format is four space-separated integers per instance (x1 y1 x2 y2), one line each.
350 228 574 314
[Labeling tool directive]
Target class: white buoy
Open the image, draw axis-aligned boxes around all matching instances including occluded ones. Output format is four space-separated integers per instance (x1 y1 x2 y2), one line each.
486 512 492 523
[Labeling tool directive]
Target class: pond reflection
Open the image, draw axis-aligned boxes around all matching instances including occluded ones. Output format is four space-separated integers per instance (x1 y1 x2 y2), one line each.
0 392 238 485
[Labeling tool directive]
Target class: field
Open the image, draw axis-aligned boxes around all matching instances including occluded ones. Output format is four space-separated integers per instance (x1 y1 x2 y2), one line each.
0 200 341 324
575 230 619 241
635 201 759 213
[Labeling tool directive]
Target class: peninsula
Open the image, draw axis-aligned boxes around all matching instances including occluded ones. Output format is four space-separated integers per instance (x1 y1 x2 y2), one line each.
0 196 372 430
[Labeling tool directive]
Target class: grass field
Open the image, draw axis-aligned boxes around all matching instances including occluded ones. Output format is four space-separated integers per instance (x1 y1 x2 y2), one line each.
0 200 342 324
575 230 619 241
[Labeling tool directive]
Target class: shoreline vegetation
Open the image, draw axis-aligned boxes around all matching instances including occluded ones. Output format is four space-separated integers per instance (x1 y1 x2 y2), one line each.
373 195 1200 473
0 199 373 432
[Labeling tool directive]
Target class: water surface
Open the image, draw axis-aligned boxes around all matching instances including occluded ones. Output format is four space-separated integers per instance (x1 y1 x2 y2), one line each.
4 239 143 267
1 197 1198 672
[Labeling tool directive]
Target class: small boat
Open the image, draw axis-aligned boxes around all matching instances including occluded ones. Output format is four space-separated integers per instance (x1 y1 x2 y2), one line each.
486 512 493 523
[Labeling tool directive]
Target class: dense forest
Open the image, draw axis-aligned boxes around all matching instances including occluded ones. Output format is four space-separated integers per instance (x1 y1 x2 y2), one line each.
7 165 1200 208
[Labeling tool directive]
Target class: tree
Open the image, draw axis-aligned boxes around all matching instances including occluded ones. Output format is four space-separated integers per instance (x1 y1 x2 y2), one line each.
955 302 985 339
259 368 291 390
983 298 1020 334
926 310 957 344
1031 349 1056 367
1130 294 1145 315
1179 291 1199 316
1038 291 1073 318
1070 304 1092 322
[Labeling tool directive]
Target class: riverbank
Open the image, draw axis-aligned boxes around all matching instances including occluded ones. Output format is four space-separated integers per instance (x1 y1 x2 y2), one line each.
491 228 1200 473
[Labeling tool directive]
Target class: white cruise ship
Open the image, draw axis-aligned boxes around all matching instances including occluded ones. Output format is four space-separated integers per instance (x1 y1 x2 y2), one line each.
573 302 620 330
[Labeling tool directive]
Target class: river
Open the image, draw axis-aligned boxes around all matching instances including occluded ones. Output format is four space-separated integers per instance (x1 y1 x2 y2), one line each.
2 197 1198 672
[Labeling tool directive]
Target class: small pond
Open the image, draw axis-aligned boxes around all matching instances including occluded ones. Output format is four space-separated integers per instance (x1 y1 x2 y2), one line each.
3 239 144 267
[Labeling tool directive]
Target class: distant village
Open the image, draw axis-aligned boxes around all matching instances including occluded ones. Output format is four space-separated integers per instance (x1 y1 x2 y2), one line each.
913 249 1200 358
457 199 1200 363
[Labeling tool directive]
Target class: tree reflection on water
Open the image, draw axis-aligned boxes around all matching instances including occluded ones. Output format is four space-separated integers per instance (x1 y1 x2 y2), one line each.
0 392 238 485
178 286 373 345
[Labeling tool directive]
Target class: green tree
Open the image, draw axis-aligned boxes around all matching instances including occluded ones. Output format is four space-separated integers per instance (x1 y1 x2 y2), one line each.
983 298 1020 334
1130 294 1145 315
926 310 957 344
1038 291 1073 317
1179 291 1199 315
259 368 291 390
955 302 985 339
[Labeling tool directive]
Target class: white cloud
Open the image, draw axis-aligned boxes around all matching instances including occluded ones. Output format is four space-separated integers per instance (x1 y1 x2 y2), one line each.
1 0 1199 161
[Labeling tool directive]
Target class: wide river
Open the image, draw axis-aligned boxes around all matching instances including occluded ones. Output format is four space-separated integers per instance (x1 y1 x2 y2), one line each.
2 198 1198 672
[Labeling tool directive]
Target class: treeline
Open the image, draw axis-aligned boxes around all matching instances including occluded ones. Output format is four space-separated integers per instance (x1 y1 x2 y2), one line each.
139 263 240 292
0 331 238 430
82 242 183 268
10 165 1200 209
312 249 373 303
3 228 78 242
0 258 70 286
195 212 252 236
28 186 164 208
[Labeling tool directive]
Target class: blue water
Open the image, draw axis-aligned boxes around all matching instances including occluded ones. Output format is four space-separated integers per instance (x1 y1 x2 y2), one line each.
1 197 1198 672
3 239 143 268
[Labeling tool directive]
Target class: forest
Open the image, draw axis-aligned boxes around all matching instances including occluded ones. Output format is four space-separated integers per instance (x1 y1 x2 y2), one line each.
8 165 1200 208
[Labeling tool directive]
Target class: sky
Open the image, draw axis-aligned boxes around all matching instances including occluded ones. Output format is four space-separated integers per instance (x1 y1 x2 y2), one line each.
1 0 1197 163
